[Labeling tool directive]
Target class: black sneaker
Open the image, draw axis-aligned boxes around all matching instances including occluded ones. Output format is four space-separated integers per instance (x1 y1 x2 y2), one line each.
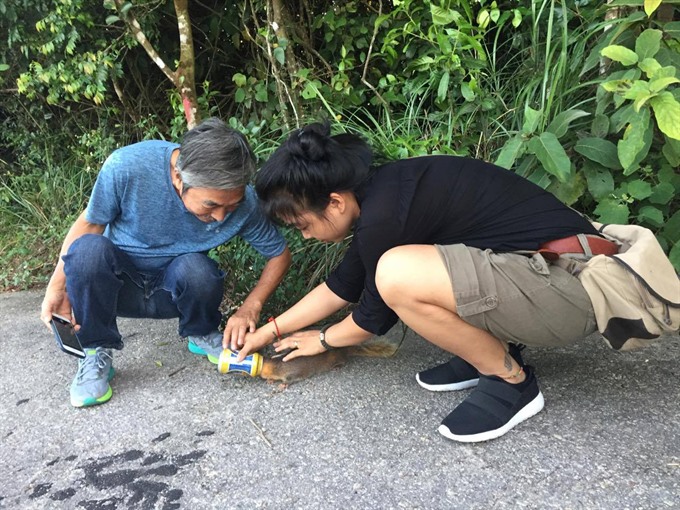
438 365 544 443
416 343 525 392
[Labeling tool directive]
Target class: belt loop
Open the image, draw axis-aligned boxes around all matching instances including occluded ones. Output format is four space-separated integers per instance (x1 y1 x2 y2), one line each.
577 234 593 258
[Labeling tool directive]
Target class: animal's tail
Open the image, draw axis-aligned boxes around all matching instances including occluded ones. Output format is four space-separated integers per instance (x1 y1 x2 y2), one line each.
347 339 400 358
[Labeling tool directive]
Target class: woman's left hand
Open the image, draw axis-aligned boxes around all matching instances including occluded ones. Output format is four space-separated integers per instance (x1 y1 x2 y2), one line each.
274 330 327 361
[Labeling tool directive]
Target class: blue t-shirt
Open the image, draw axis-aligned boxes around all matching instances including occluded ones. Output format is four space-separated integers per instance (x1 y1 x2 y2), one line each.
85 140 287 271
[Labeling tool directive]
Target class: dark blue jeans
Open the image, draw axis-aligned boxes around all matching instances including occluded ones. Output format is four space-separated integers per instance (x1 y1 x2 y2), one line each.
63 234 224 349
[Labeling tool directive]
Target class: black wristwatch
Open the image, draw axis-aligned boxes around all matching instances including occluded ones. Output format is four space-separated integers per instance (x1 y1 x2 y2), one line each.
319 324 335 351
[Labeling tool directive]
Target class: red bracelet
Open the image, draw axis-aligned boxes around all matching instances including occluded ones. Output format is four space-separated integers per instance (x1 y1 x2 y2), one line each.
268 316 282 341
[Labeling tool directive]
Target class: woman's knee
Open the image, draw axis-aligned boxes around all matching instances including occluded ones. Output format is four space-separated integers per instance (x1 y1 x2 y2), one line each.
376 245 456 311
375 247 412 306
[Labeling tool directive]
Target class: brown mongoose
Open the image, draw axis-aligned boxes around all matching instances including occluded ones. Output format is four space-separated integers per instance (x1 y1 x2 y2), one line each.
259 340 401 384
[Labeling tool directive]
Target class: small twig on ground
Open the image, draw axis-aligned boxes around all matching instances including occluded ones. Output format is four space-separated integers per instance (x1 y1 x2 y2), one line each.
168 366 186 377
248 418 273 448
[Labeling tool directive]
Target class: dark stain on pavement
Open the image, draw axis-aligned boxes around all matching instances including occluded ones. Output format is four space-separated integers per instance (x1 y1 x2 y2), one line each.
25 438 208 509
29 482 52 499
152 432 171 443
51 487 76 500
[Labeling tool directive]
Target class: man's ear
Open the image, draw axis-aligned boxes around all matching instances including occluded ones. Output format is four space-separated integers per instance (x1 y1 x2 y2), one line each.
171 170 183 194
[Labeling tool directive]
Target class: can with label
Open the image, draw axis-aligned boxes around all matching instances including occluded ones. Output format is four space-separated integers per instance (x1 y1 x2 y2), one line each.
218 348 263 377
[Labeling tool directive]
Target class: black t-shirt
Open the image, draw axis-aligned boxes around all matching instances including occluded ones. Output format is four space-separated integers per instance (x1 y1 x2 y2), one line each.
325 155 598 335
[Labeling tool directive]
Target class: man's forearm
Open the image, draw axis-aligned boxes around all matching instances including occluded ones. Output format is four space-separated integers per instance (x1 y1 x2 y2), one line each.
241 247 292 311
48 211 106 291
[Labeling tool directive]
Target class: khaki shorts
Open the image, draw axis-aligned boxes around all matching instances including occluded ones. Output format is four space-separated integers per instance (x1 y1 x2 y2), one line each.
435 244 597 347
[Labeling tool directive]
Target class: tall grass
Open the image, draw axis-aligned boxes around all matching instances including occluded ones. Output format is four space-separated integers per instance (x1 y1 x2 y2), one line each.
486 1 606 137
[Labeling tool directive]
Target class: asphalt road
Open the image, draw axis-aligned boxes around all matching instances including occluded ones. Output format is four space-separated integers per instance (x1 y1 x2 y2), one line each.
1 289 678 509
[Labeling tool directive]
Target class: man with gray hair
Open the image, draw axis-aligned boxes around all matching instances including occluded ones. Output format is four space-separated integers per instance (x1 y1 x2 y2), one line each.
40 118 291 407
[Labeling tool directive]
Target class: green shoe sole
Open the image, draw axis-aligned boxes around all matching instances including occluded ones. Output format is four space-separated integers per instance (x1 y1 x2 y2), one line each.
71 367 115 408
188 342 219 365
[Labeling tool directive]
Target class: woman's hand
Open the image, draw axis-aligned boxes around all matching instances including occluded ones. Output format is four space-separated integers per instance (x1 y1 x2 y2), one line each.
231 328 273 361
274 330 327 361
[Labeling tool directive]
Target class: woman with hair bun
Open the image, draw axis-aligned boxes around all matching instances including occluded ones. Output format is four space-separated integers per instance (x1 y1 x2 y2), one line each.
231 122 604 443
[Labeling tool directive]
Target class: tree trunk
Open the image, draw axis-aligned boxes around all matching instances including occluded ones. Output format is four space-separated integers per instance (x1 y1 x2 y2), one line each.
267 0 301 127
114 0 200 128
174 0 199 128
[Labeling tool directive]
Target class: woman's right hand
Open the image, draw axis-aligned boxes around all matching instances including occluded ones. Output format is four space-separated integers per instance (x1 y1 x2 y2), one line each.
230 328 272 362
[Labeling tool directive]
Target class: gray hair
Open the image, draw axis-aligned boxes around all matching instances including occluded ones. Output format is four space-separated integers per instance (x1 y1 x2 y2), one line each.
176 118 255 191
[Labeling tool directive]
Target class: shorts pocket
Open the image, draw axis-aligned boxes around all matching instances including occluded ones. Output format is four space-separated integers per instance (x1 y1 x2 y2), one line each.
440 246 499 318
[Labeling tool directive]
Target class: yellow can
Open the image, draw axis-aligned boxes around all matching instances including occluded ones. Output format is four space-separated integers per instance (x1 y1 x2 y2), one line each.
217 348 263 377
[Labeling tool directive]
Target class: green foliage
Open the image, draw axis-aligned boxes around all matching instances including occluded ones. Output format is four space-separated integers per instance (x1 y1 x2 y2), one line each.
210 229 349 319
585 19 680 256
14 0 123 105
493 2 680 263
0 146 93 289
1 0 679 296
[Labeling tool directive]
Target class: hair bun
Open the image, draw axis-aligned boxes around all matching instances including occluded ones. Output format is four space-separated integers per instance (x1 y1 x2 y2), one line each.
295 122 332 162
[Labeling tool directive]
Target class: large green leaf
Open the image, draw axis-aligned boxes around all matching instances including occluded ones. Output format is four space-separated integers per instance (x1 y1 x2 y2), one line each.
575 138 622 169
639 58 662 78
430 5 460 25
594 198 630 224
591 114 610 138
652 65 678 80
638 205 664 227
494 135 525 170
664 21 680 40
650 92 680 139
659 165 680 191
618 107 650 170
583 162 615 199
273 47 285 66
627 179 653 200
548 172 586 206
649 182 676 205
546 110 590 139
662 137 680 166
669 242 680 272
663 211 680 244
649 77 680 93
526 166 552 189
232 73 247 87
601 45 639 66
635 29 662 60
522 106 542 135
644 0 662 17
625 120 653 176
437 71 450 103
527 132 572 183
611 104 636 133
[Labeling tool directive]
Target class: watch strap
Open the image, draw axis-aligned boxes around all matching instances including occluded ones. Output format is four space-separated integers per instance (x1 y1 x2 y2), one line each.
319 324 335 351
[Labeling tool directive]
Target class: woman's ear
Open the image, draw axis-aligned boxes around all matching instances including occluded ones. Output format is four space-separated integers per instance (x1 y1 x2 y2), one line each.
328 192 347 214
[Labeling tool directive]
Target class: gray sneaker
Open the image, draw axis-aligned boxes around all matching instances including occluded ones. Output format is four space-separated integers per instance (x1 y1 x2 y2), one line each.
187 330 223 364
70 347 114 408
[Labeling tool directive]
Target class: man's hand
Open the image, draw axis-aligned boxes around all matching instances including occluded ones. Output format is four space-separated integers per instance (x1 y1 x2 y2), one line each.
40 287 74 331
223 303 261 350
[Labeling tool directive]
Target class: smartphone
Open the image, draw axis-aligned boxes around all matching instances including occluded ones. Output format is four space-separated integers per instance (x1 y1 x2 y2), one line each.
50 314 86 358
